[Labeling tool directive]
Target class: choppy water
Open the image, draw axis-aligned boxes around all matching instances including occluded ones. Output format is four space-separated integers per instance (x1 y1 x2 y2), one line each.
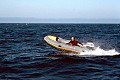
0 23 120 80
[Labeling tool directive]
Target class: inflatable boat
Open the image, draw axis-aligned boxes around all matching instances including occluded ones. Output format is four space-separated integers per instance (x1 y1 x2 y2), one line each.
44 35 96 53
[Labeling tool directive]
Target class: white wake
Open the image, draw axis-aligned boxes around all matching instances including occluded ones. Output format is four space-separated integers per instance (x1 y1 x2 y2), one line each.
80 47 120 56
68 42 120 57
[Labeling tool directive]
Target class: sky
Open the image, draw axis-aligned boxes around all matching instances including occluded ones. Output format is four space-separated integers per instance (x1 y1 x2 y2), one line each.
0 0 120 23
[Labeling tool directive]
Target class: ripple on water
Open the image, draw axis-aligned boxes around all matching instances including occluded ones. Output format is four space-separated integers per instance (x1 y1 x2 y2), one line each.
0 23 120 80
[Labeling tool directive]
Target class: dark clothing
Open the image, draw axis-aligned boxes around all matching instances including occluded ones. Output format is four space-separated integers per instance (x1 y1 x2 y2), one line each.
68 40 82 46
56 37 59 41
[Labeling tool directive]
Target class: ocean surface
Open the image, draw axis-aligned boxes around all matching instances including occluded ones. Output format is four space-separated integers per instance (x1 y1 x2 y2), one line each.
0 23 120 80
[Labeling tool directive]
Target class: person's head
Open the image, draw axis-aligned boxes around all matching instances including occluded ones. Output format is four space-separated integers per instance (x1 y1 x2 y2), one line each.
71 36 75 41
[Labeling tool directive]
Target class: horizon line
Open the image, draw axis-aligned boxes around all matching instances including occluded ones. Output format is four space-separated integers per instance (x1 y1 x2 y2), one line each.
0 17 120 23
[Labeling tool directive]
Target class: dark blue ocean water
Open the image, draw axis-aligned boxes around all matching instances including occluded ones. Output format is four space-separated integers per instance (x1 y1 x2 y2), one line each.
0 23 120 80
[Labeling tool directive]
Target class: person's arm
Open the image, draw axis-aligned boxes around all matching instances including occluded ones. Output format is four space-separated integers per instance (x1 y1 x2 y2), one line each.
77 41 83 47
78 43 83 47
79 41 83 45
66 40 72 45
79 42 83 46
